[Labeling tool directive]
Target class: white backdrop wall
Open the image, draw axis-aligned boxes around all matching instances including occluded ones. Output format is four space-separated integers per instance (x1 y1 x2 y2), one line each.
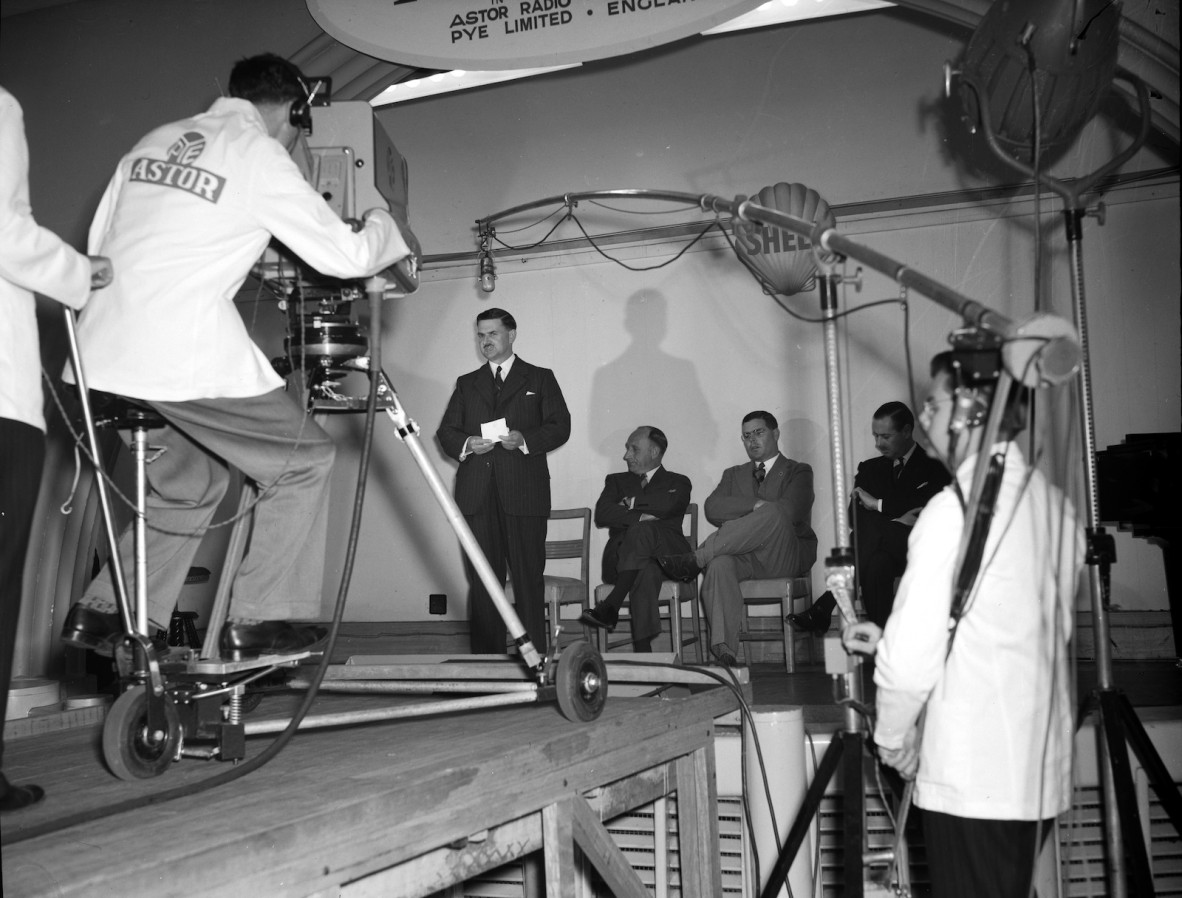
2 2 1176 632
304 184 1177 622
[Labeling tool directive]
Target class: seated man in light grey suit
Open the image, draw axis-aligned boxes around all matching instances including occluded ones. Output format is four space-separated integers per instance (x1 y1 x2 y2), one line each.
659 410 817 666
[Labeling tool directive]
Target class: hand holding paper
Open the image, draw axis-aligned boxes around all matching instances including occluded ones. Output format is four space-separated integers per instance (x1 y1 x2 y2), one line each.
481 418 509 442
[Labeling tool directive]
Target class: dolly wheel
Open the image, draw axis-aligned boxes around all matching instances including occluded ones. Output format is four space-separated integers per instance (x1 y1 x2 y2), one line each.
103 685 181 780
554 642 608 722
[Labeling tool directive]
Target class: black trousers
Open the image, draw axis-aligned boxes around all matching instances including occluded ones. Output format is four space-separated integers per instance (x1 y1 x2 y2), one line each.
602 522 690 643
0 419 46 768
463 487 547 655
923 809 1055 898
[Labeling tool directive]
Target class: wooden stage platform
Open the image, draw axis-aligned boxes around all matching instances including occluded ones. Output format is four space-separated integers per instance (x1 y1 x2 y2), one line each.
1 683 738 897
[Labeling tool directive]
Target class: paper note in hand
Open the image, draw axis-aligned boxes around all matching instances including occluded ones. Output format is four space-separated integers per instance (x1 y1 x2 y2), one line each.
481 418 509 442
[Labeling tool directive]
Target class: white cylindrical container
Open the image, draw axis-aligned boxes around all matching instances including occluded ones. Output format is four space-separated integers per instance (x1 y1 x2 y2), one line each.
744 705 813 898
7 677 60 719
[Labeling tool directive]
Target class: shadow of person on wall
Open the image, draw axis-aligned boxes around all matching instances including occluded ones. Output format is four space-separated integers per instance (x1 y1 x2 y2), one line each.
587 288 717 471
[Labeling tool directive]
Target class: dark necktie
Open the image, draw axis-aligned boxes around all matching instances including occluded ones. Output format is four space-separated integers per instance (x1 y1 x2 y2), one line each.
639 473 648 491
754 461 766 489
893 458 904 481
494 365 504 393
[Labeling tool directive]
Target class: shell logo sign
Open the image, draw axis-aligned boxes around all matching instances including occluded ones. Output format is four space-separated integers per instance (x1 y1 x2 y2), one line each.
733 183 836 296
307 0 767 71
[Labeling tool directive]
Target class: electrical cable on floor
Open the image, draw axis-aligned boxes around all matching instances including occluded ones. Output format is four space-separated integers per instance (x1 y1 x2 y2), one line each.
605 657 800 897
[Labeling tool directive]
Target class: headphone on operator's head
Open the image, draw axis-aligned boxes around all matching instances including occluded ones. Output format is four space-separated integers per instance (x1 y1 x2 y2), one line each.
943 340 1000 434
288 75 315 133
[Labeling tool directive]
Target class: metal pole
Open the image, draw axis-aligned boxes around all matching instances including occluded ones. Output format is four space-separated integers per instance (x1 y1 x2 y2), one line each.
377 372 543 671
132 426 150 637
243 689 538 735
478 188 1080 388
818 273 858 624
61 308 134 630
1063 209 1125 897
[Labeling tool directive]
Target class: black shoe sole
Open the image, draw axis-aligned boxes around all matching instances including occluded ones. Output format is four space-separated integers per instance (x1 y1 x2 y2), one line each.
220 631 328 663
0 784 45 812
60 629 116 657
579 614 616 633
787 616 830 637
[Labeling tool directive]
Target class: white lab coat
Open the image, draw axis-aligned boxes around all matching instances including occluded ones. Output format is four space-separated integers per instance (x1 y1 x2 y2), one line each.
874 445 1084 820
71 97 410 401
0 86 92 432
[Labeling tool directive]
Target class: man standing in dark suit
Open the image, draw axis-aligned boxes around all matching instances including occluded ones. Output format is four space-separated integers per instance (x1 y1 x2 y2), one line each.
580 426 691 651
659 411 817 666
437 308 571 654
789 400 952 632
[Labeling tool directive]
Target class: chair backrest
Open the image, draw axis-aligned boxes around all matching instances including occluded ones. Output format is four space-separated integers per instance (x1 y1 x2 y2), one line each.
545 507 591 585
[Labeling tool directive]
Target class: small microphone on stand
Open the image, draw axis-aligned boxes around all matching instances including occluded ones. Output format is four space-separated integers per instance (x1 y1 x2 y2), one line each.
480 253 496 293
477 227 496 293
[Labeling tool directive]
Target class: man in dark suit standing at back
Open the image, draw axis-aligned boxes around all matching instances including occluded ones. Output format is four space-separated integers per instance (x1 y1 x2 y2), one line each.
437 308 571 654
580 426 691 652
789 400 952 632
659 410 817 666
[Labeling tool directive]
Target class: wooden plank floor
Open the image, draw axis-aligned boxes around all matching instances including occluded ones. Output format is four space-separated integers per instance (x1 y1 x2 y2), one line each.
1 684 736 897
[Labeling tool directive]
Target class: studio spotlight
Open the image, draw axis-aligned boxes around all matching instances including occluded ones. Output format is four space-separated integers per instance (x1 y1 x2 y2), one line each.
953 0 1121 161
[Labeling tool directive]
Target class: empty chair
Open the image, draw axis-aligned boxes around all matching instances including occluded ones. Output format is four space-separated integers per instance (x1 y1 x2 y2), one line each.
506 507 592 649
739 575 814 672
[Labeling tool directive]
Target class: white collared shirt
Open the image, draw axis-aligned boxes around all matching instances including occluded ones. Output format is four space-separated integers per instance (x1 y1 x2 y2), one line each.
877 443 918 511
488 354 516 380
639 463 662 487
754 454 779 480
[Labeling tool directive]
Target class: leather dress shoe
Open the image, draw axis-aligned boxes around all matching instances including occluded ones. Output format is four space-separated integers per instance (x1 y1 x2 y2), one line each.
787 602 834 636
0 773 45 813
60 604 122 656
714 649 739 669
579 605 618 632
220 621 327 661
656 553 702 582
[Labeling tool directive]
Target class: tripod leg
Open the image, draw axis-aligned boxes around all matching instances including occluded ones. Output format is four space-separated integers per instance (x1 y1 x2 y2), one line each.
378 370 543 670
1116 690 1182 835
759 733 843 898
1097 691 1156 895
841 730 866 898
61 308 134 629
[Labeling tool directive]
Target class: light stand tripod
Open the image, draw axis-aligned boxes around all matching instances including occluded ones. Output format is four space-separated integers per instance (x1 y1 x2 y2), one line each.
954 68 1181 896
757 269 868 897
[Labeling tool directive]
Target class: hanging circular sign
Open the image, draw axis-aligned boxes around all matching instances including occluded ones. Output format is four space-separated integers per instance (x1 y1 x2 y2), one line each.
306 0 768 71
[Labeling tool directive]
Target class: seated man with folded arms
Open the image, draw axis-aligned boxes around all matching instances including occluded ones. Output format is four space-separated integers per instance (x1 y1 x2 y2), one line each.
581 426 691 652
659 411 816 667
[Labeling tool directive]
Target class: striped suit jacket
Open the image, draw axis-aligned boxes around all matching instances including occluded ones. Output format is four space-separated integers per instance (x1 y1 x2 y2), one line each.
437 357 570 517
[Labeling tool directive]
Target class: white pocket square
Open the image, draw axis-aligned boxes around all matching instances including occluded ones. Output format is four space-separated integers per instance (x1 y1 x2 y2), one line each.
526 391 536 396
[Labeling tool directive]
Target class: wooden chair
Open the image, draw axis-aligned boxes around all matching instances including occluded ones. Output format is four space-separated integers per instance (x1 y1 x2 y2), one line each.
739 575 815 673
592 504 703 662
506 507 592 648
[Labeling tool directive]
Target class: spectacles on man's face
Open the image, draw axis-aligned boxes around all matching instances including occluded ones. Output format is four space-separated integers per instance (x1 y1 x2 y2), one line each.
743 429 768 442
